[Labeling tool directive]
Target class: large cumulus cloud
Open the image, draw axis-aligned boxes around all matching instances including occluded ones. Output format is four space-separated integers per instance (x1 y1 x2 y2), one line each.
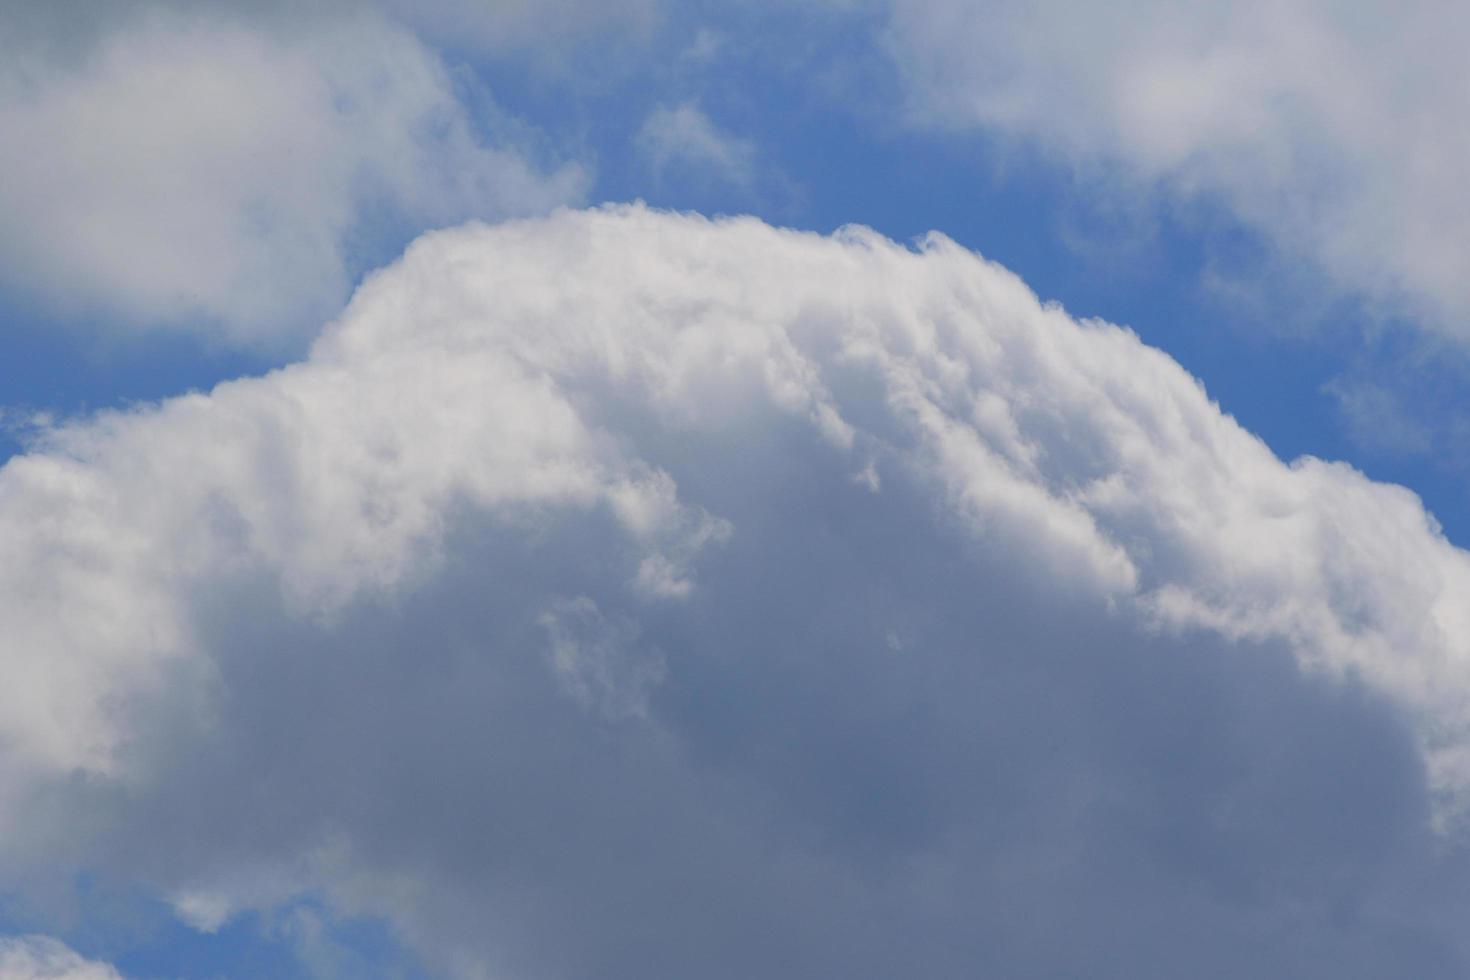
4 206 1470 977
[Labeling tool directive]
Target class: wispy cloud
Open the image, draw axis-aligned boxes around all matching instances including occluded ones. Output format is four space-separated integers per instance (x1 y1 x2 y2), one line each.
636 101 756 186
884 0 1470 342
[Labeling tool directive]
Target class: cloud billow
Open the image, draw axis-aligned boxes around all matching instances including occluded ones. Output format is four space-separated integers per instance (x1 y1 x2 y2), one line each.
3 206 1470 977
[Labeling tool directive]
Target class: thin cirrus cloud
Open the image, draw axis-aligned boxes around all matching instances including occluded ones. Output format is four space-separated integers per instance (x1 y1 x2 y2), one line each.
882 0 1470 337
0 5 587 347
636 102 757 187
3 206 1470 977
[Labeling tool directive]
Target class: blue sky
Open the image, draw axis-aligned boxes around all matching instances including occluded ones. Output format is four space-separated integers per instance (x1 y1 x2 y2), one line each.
4 3 1470 978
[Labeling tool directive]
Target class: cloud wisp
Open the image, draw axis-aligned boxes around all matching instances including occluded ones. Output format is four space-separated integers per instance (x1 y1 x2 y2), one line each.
636 102 756 187
883 0 1470 339
3 206 1470 976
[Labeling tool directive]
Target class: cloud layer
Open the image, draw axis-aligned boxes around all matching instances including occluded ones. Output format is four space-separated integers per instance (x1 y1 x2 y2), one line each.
4 206 1470 976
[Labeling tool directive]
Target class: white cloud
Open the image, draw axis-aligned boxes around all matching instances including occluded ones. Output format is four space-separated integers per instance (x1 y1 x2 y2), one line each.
882 0 1470 337
538 597 666 719
0 7 586 346
1324 378 1434 458
0 937 122 980
4 207 1470 975
636 102 756 186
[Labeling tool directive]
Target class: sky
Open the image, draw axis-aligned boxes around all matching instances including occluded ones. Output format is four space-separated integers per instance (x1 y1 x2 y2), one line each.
3 2 1470 978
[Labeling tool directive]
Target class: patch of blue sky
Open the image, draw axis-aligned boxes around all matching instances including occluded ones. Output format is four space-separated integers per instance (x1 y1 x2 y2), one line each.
0 299 272 463
1 881 426 980
111 904 428 980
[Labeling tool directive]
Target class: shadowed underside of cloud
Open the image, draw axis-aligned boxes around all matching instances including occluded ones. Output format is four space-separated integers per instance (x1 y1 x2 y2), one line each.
3 206 1470 978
